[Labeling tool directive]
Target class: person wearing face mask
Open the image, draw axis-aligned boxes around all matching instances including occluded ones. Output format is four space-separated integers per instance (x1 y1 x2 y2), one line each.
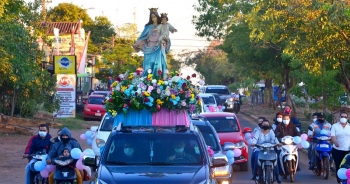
331 111 350 184
283 105 302 131
252 117 266 135
24 124 52 184
167 141 196 163
275 113 301 173
121 141 137 162
307 113 332 170
251 120 282 183
46 127 83 184
272 112 283 131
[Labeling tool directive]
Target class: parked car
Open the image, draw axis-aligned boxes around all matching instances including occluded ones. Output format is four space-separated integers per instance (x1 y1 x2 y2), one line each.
91 113 115 156
201 85 231 105
192 118 233 184
198 93 220 113
83 123 228 184
83 94 106 120
200 112 251 171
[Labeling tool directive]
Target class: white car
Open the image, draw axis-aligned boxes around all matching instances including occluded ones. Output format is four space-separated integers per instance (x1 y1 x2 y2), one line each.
198 93 220 113
91 113 115 156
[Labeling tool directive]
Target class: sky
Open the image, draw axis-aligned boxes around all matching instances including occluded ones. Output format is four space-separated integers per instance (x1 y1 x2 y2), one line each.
39 0 210 57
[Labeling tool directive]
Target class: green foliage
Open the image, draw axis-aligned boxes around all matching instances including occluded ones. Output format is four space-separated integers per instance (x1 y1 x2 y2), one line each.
185 50 235 85
46 3 93 25
85 16 115 46
0 0 59 117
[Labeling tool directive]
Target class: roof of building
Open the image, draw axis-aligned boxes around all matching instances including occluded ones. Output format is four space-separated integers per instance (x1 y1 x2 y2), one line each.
40 22 81 35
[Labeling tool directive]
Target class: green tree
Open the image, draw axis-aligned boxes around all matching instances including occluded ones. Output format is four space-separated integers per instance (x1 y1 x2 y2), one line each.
46 3 93 25
85 16 115 46
0 0 59 116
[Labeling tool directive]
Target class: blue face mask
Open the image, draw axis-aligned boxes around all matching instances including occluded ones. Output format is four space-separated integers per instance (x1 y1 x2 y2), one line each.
175 147 184 154
124 148 134 156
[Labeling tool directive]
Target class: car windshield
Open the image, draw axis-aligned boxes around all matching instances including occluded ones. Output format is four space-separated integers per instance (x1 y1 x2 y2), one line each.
88 97 105 104
206 117 240 132
205 88 229 95
201 96 216 105
100 114 115 131
196 125 220 152
93 92 107 96
105 134 203 165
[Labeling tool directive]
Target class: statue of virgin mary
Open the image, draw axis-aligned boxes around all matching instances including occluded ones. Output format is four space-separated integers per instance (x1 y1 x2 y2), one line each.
133 8 171 78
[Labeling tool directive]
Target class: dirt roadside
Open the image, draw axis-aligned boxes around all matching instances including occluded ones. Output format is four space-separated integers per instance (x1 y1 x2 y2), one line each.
0 121 100 184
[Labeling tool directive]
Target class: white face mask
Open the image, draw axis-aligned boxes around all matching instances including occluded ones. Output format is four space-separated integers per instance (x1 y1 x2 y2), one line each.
313 118 317 122
283 120 290 125
277 118 282 123
340 118 348 124
39 131 47 137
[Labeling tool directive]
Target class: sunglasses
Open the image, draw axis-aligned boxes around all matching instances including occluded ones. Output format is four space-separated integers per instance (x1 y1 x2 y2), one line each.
341 116 348 118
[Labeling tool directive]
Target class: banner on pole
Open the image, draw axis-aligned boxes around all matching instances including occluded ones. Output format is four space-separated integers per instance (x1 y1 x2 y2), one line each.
53 74 76 118
53 55 76 74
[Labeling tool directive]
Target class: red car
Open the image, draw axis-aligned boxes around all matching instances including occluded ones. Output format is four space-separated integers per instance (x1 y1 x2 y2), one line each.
200 112 252 171
83 94 106 120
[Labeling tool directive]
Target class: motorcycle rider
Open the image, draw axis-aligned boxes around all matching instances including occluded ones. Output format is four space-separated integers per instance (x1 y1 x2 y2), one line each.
307 113 332 170
251 119 282 183
275 113 301 173
46 127 83 184
24 124 52 184
252 116 266 135
283 105 302 131
272 112 283 131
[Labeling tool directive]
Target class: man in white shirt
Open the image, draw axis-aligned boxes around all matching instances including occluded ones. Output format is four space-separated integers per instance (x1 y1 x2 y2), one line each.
331 111 350 183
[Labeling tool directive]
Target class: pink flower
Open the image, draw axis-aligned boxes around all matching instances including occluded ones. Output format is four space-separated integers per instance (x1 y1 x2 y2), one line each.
207 146 214 157
181 101 186 106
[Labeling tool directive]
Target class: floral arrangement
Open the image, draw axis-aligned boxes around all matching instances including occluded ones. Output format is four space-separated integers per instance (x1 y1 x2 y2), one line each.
104 69 203 116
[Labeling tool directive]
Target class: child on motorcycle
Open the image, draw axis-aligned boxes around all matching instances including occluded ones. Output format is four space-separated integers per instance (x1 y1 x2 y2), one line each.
251 119 282 183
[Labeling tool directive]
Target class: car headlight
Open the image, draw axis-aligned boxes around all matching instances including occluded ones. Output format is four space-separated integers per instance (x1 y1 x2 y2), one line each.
96 139 106 148
85 106 91 111
234 141 245 148
214 165 230 177
96 179 108 184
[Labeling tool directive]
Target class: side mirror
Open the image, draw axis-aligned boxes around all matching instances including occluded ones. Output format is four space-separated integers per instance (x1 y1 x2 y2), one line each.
211 154 228 168
243 127 252 133
82 155 98 167
223 142 235 151
308 126 313 132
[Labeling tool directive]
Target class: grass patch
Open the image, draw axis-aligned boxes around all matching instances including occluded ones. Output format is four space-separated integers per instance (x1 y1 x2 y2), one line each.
55 113 86 130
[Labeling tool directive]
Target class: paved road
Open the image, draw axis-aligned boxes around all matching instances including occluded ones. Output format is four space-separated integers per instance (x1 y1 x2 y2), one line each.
83 115 338 184
232 114 337 184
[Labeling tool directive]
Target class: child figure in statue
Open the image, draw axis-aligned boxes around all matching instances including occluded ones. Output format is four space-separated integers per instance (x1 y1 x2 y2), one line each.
155 13 177 50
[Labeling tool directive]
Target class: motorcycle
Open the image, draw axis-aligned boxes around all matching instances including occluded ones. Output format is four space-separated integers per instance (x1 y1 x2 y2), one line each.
310 134 332 179
25 150 48 184
233 100 240 113
53 158 77 184
279 136 298 182
254 143 278 184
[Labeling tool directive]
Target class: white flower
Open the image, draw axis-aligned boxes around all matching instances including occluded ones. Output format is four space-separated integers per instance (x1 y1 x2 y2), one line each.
199 80 205 85
165 90 171 96
116 86 121 91
148 69 152 74
171 76 179 82
119 74 124 79
152 79 157 84
157 88 161 94
164 81 169 85
105 97 110 100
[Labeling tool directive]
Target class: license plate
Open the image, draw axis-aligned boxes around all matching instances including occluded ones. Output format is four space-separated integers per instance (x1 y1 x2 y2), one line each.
320 144 329 148
95 113 101 116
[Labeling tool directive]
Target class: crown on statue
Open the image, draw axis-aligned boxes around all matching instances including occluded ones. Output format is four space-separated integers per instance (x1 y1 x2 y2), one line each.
160 13 168 18
148 8 158 13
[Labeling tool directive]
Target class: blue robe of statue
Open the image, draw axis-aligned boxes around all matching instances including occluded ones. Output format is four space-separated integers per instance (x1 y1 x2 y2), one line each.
135 24 170 77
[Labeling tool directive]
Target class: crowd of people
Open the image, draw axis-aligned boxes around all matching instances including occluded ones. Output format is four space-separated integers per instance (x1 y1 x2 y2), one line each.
250 104 350 184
